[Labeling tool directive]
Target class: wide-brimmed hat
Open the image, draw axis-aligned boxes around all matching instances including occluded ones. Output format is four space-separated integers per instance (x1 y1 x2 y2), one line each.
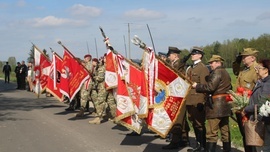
167 46 181 56
191 46 204 55
208 55 224 63
241 48 259 56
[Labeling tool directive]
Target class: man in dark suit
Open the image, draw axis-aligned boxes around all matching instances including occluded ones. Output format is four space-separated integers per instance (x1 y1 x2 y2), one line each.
3 62 11 83
186 47 209 152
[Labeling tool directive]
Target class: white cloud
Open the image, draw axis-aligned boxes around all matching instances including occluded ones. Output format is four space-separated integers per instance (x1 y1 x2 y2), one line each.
124 8 166 20
30 16 86 27
69 4 102 17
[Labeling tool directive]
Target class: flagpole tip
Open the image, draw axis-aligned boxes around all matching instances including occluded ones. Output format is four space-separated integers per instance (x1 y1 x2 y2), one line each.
57 41 62 45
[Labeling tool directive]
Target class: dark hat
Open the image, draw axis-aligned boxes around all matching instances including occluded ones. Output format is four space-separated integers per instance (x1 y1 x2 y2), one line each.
167 46 181 56
208 55 224 63
191 46 204 55
92 58 99 62
84 54 92 58
158 52 167 57
17 62 20 64
241 48 258 56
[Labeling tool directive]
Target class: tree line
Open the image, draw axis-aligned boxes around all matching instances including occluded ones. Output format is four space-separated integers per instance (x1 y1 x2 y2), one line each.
185 33 270 68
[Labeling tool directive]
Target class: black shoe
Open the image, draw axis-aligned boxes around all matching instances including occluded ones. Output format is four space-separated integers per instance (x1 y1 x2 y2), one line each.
179 141 190 148
162 143 179 150
187 147 205 152
126 131 141 136
65 106 75 111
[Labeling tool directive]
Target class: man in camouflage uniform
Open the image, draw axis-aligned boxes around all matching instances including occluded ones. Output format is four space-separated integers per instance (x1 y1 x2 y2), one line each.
232 48 259 152
89 58 99 114
193 55 232 152
162 46 190 149
75 54 93 117
89 54 116 124
186 47 209 152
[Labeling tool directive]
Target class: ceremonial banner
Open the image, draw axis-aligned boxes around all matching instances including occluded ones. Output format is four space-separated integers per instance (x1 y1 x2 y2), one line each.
105 49 118 90
59 48 90 101
144 52 191 138
46 52 63 102
119 115 143 134
118 59 146 133
114 56 135 121
33 46 51 95
142 50 156 107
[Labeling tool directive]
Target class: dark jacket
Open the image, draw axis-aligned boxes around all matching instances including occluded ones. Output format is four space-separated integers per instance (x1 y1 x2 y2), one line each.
196 66 232 118
244 75 270 124
185 61 209 106
171 58 186 75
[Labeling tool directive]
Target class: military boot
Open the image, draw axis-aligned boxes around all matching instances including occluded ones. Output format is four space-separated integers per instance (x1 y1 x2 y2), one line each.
206 142 216 152
222 142 231 152
75 108 85 117
88 117 101 124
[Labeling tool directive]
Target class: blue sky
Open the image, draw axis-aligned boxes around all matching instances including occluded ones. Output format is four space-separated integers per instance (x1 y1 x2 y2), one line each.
0 0 270 62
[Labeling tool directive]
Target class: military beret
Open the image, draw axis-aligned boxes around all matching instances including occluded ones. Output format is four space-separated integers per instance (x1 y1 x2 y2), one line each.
17 62 20 64
191 46 204 55
92 58 99 62
167 46 181 56
158 52 167 57
241 48 259 56
208 55 224 63
84 54 92 58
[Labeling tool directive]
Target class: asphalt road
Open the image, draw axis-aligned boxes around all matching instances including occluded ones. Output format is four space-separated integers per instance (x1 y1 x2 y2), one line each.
0 79 244 152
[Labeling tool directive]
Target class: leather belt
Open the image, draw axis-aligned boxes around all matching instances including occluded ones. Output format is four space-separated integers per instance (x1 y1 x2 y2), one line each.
212 94 228 99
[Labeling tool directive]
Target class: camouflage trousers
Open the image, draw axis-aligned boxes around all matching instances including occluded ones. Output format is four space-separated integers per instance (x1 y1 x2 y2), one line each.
95 88 116 119
80 88 90 109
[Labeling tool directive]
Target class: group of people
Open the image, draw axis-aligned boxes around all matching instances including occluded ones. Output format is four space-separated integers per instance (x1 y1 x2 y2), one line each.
156 46 270 152
2 60 29 90
5 45 269 152
58 46 270 152
65 53 117 125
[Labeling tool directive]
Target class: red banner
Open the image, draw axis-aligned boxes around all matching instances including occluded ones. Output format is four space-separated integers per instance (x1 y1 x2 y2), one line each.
46 52 63 102
33 46 51 94
59 48 90 101
143 51 191 138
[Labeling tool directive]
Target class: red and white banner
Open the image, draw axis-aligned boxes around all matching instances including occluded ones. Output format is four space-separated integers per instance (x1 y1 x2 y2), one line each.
59 48 90 101
144 51 191 138
33 46 51 95
114 58 135 121
105 49 118 90
46 52 63 102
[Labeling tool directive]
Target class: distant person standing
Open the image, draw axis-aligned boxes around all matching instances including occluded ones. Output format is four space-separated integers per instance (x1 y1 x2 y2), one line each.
15 62 21 89
20 61 28 90
2 62 11 83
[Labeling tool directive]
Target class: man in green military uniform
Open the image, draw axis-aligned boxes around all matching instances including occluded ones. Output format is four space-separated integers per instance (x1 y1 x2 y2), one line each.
193 55 232 152
75 54 93 117
233 48 259 90
162 46 190 150
232 48 259 152
186 47 209 152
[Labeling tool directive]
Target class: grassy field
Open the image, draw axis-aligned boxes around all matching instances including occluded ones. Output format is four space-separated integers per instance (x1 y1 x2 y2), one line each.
0 69 244 148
